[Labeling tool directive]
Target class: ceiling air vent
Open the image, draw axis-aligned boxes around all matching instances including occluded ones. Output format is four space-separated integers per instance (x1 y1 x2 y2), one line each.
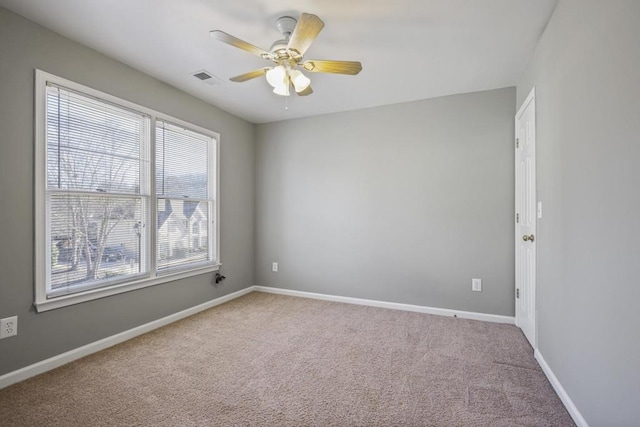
191 70 222 86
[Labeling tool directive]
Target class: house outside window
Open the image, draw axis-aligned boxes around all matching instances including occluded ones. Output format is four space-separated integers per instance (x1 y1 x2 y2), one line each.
35 70 220 311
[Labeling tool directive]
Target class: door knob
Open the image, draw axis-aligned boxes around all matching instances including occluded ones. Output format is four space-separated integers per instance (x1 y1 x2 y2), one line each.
522 234 535 242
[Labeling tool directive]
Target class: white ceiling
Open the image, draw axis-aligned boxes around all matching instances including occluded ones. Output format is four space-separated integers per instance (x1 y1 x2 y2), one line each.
0 0 558 124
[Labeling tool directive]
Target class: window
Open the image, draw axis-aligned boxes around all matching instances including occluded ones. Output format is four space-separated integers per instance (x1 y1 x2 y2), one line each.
155 121 214 271
35 70 219 311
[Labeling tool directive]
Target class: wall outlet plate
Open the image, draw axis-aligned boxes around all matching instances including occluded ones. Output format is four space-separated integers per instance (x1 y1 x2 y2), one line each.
272 262 278 272
0 316 18 339
472 278 482 292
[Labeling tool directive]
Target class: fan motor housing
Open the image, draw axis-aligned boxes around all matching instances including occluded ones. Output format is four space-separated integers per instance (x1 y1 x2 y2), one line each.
271 16 300 60
270 39 288 53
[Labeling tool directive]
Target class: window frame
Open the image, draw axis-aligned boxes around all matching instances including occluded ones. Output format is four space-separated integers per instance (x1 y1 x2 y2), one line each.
34 70 221 312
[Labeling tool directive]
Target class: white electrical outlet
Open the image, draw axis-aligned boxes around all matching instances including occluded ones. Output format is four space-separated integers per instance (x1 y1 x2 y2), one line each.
472 278 482 292
0 316 18 339
272 262 278 272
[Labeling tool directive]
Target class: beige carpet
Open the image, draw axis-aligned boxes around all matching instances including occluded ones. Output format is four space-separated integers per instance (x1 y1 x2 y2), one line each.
0 292 574 426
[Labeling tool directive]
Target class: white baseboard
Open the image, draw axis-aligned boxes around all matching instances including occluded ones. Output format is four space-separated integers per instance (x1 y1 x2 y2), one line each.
0 287 253 390
535 349 589 427
253 286 515 324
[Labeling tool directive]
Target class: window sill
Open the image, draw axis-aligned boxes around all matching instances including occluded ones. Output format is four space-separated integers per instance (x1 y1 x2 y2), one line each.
34 263 221 312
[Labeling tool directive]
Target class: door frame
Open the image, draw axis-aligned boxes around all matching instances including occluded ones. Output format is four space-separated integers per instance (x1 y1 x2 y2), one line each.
515 87 537 349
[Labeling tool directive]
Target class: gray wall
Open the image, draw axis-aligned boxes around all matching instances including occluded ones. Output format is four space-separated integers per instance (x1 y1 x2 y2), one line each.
255 88 515 316
0 8 255 375
517 0 640 425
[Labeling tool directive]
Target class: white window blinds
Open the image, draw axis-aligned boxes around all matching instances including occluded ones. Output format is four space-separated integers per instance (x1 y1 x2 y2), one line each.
155 121 216 272
45 84 150 297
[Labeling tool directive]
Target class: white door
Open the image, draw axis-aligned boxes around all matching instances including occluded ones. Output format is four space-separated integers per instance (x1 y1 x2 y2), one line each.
515 88 536 348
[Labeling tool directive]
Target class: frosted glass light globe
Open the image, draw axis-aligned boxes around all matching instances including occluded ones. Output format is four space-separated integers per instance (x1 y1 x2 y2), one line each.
266 65 286 88
289 69 311 93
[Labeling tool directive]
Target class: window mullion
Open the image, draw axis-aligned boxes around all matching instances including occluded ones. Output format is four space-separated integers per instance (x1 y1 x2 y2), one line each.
209 137 218 264
149 117 157 277
47 189 149 199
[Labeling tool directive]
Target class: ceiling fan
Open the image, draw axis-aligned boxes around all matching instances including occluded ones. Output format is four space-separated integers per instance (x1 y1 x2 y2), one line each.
210 13 362 97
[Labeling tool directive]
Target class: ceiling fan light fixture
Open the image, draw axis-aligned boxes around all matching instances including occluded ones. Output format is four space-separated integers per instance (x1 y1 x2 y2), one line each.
266 65 290 96
290 69 311 92
272 78 290 96
265 65 286 88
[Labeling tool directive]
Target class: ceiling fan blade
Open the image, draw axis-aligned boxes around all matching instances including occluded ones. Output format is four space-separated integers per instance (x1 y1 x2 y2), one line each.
287 13 324 56
301 60 363 75
210 30 270 58
295 85 313 96
229 68 271 82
